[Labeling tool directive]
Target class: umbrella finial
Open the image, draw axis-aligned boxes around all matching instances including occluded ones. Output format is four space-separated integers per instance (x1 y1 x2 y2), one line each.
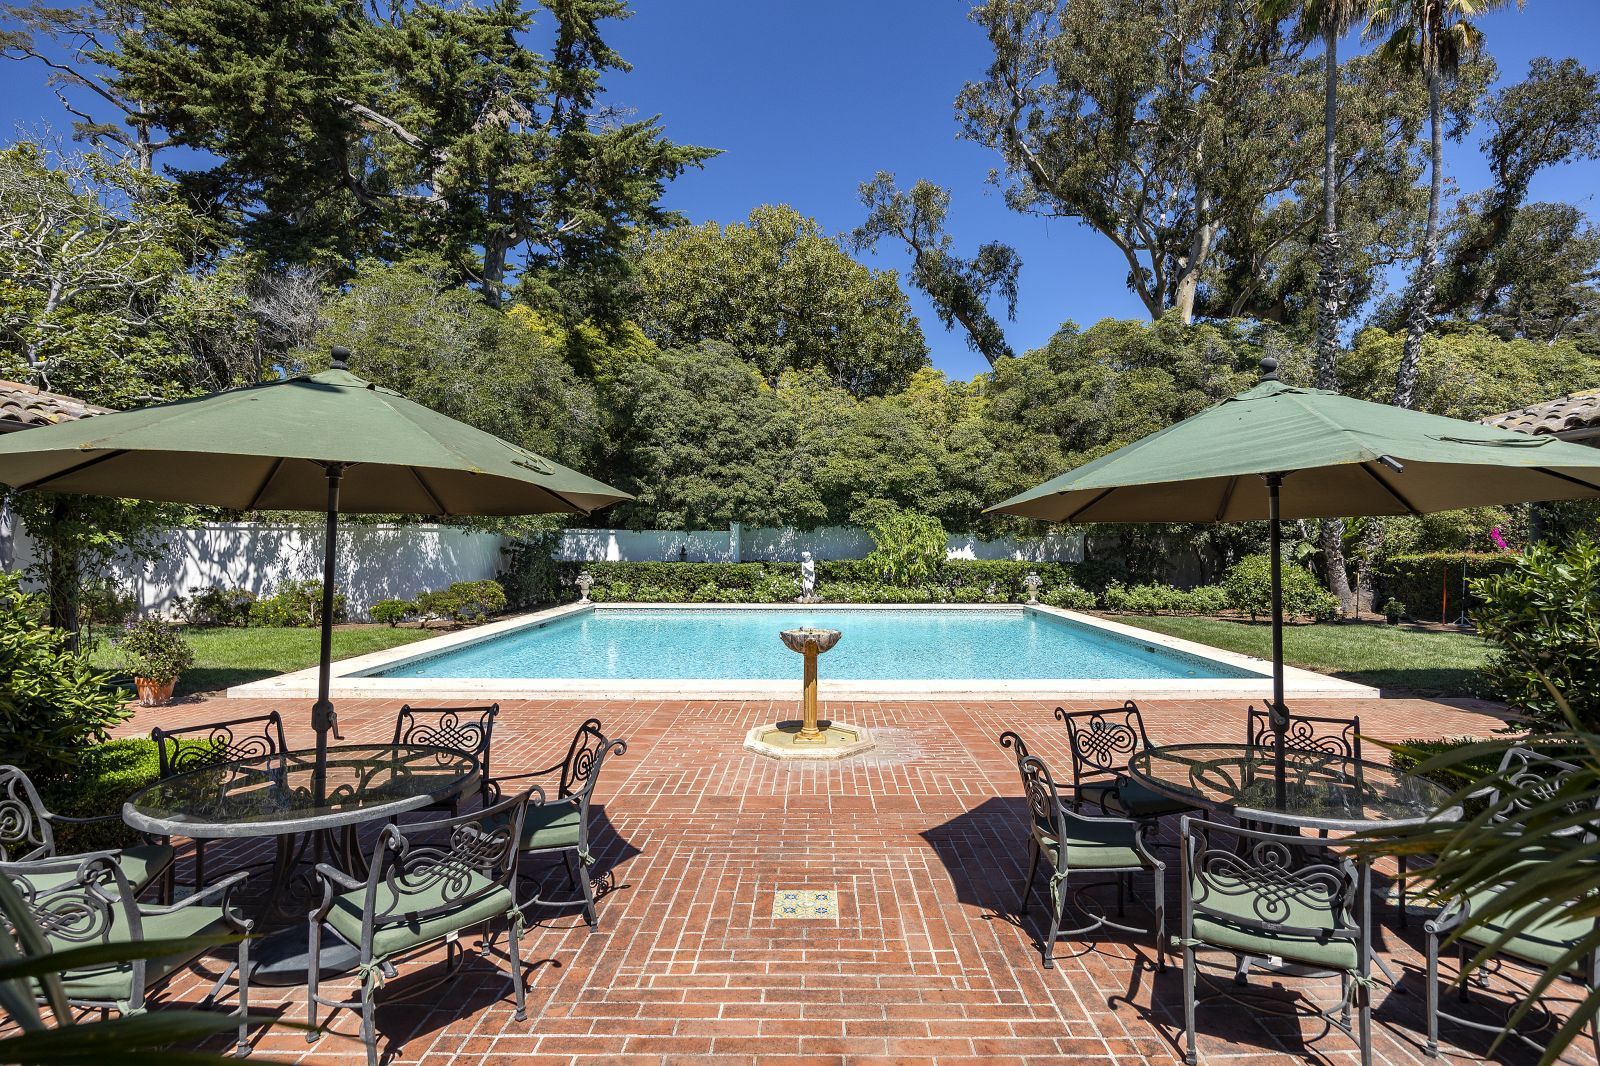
1259 356 1280 382
329 345 351 371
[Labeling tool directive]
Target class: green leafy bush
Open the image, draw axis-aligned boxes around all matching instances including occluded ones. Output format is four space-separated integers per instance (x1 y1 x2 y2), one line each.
865 510 947 587
1102 582 1230 615
112 620 194 683
0 572 129 779
1382 551 1516 623
249 579 347 627
1472 538 1600 731
1223 554 1339 621
78 578 134 628
415 580 507 623
571 560 1104 604
177 584 256 627
369 599 417 626
1040 583 1097 610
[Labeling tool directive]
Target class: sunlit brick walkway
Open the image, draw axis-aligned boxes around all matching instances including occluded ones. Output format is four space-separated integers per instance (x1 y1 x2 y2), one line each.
107 694 1593 1065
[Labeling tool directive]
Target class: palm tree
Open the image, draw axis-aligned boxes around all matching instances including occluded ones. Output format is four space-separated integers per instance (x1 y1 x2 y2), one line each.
1367 0 1522 410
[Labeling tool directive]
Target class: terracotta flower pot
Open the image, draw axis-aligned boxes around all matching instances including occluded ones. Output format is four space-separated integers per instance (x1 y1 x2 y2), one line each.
134 676 177 707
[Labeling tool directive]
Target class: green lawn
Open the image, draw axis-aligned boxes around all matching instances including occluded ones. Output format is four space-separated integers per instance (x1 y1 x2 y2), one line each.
1112 614 1492 697
91 625 434 696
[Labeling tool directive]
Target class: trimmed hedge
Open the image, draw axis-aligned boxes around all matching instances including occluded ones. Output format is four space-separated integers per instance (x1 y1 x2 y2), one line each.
544 559 1119 605
1381 552 1518 622
41 738 167 852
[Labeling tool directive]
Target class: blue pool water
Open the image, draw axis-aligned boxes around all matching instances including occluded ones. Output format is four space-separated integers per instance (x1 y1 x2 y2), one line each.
370 607 1263 682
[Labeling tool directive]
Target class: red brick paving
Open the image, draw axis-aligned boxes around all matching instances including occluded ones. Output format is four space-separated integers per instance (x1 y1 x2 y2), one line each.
95 694 1589 1065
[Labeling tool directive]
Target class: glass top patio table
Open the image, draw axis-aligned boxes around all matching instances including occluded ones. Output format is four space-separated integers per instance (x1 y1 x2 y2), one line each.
1127 743 1458 832
122 744 479 838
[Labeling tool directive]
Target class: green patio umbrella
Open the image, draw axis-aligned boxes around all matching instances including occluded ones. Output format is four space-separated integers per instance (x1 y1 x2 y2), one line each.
0 347 630 797
988 357 1600 802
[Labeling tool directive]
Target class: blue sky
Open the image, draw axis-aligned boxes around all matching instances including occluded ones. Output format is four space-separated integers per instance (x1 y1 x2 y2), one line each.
3 0 1598 381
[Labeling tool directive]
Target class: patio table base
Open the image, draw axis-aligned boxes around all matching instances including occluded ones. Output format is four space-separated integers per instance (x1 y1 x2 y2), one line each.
249 925 361 987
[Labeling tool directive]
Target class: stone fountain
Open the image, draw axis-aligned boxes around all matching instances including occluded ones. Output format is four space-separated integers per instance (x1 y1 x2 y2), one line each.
743 626 875 760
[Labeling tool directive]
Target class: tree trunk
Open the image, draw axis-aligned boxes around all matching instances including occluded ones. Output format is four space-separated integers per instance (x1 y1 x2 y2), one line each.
1314 26 1354 618
1394 68 1444 412
1313 25 1343 392
45 498 80 654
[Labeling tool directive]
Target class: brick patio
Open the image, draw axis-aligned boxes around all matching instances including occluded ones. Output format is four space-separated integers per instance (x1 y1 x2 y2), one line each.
108 694 1590 1065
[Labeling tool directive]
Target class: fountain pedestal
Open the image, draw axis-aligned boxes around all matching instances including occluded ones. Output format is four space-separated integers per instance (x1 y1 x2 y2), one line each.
743 626 875 761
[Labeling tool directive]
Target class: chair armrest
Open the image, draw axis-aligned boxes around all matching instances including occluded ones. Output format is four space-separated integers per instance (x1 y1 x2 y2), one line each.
313 863 365 892
43 811 122 827
495 762 563 785
142 870 250 915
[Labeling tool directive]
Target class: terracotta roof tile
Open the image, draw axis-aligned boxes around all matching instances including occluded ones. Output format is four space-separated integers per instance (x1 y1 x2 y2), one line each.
1482 389 1600 438
0 379 110 431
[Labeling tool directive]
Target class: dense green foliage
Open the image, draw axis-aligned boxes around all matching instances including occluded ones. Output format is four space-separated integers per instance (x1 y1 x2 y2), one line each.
0 573 129 778
370 599 419 626
111 619 194 683
864 510 947 587
247 580 347 628
1222 554 1341 620
1103 583 1230 616
632 205 928 396
176 585 257 628
415 580 508 624
1471 537 1600 731
40 738 165 852
1381 551 1518 621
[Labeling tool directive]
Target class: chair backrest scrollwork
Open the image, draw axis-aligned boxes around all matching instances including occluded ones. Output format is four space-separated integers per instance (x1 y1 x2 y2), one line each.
359 791 529 944
558 719 626 808
153 711 289 777
1055 702 1152 799
1482 746 1598 837
392 704 499 801
1018 754 1067 850
0 852 144 1001
1182 817 1359 940
1245 707 1362 765
0 766 54 862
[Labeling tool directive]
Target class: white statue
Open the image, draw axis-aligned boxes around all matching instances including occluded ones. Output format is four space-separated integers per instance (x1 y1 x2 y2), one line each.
800 551 817 602
1023 571 1043 605
576 570 594 604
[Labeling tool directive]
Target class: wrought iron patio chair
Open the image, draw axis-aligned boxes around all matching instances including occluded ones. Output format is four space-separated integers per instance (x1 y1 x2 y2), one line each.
1016 752 1165 971
1244 706 1362 766
153 711 288 889
1055 702 1196 820
1420 745 1600 1056
1177 815 1370 1066
0 851 253 1056
0 764 174 901
389 703 500 812
306 789 532 1066
494 717 627 928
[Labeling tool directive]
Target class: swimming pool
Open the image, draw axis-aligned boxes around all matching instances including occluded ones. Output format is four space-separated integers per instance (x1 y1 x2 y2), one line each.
367 606 1264 682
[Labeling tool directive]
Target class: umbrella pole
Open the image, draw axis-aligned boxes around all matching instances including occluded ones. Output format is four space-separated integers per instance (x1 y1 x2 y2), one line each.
1266 473 1287 808
311 463 346 804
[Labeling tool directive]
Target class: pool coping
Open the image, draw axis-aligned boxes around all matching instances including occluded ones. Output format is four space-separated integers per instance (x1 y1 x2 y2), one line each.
226 602 1378 702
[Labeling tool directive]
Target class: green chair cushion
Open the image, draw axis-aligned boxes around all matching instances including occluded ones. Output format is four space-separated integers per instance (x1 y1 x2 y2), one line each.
326 872 514 960
118 844 176 893
1189 875 1359 972
54 904 227 1002
23 844 175 897
1038 815 1146 870
520 803 583 852
1459 882 1597 974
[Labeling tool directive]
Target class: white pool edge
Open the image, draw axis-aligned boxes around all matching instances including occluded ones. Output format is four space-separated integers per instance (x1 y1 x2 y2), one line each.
226 602 1377 702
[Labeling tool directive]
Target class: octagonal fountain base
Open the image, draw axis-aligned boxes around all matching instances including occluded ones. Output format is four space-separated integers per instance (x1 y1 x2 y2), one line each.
744 720 876 761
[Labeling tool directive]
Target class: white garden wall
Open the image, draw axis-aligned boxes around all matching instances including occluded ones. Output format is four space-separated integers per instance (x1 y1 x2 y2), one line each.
0 513 1084 619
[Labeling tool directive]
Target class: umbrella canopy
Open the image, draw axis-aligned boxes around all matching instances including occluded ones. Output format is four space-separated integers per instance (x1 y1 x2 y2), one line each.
0 364 625 516
0 349 630 803
992 371 1600 524
988 358 1600 807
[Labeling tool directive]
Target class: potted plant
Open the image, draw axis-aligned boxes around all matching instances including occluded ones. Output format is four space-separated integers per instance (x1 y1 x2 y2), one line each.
1382 597 1405 626
115 620 195 706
